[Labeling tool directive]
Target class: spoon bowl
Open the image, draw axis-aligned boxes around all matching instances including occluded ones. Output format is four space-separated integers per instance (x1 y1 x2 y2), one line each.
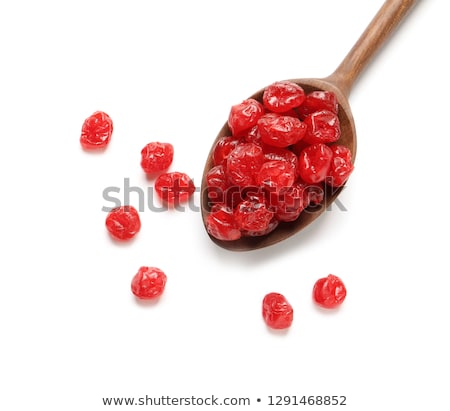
201 0 416 251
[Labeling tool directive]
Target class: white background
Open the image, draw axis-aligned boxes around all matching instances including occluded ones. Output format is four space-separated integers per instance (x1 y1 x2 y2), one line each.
1 0 448 409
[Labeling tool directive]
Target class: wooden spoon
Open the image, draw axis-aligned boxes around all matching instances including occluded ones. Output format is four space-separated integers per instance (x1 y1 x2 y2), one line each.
201 0 417 251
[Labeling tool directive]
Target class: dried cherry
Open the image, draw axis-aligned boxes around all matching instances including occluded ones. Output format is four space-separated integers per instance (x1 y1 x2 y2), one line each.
226 143 265 187
212 136 242 167
326 145 354 187
155 172 195 205
205 204 241 241
257 114 306 148
297 90 338 119
80 111 113 149
313 274 347 309
105 205 141 241
131 266 167 300
303 109 341 145
263 81 305 113
256 160 296 193
298 143 333 184
262 292 294 329
140 142 174 174
234 198 274 234
228 99 264 136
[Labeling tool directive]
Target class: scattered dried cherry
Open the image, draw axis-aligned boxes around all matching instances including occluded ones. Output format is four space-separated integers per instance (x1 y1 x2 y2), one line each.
262 292 294 329
105 205 141 241
155 171 195 205
80 111 113 149
131 266 167 300
140 142 174 174
313 274 347 309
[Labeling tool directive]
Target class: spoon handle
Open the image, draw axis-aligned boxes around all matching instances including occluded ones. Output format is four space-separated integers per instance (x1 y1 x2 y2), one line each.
326 0 417 98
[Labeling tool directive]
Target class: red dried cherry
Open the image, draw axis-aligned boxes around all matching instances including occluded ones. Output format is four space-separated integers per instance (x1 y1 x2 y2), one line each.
140 142 174 174
205 204 241 241
131 266 167 300
262 292 294 330
326 145 354 187
212 136 242 166
256 160 296 193
313 274 347 309
303 109 341 145
80 111 113 149
234 198 274 234
263 81 305 113
105 205 141 241
155 172 195 205
257 114 306 148
226 143 265 187
206 165 228 204
297 91 338 119
298 143 333 184
263 146 298 175
228 99 265 136
273 182 306 222
243 125 261 144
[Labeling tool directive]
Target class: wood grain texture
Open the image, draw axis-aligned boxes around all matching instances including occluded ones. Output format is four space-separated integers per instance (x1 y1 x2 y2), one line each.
327 0 417 98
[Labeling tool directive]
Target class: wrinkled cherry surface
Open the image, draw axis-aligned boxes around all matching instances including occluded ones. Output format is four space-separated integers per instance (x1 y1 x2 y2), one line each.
297 91 338 119
80 111 113 149
205 204 241 241
327 145 355 187
263 81 305 113
131 266 167 300
298 143 333 184
303 109 341 145
228 99 264 136
234 199 274 234
226 143 265 187
257 160 296 193
212 136 242 166
155 172 195 205
141 142 174 174
258 114 306 147
313 274 347 309
205 81 354 241
106 205 141 241
262 292 294 329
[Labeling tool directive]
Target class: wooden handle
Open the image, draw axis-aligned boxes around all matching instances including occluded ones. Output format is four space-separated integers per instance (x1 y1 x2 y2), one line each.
326 0 417 98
